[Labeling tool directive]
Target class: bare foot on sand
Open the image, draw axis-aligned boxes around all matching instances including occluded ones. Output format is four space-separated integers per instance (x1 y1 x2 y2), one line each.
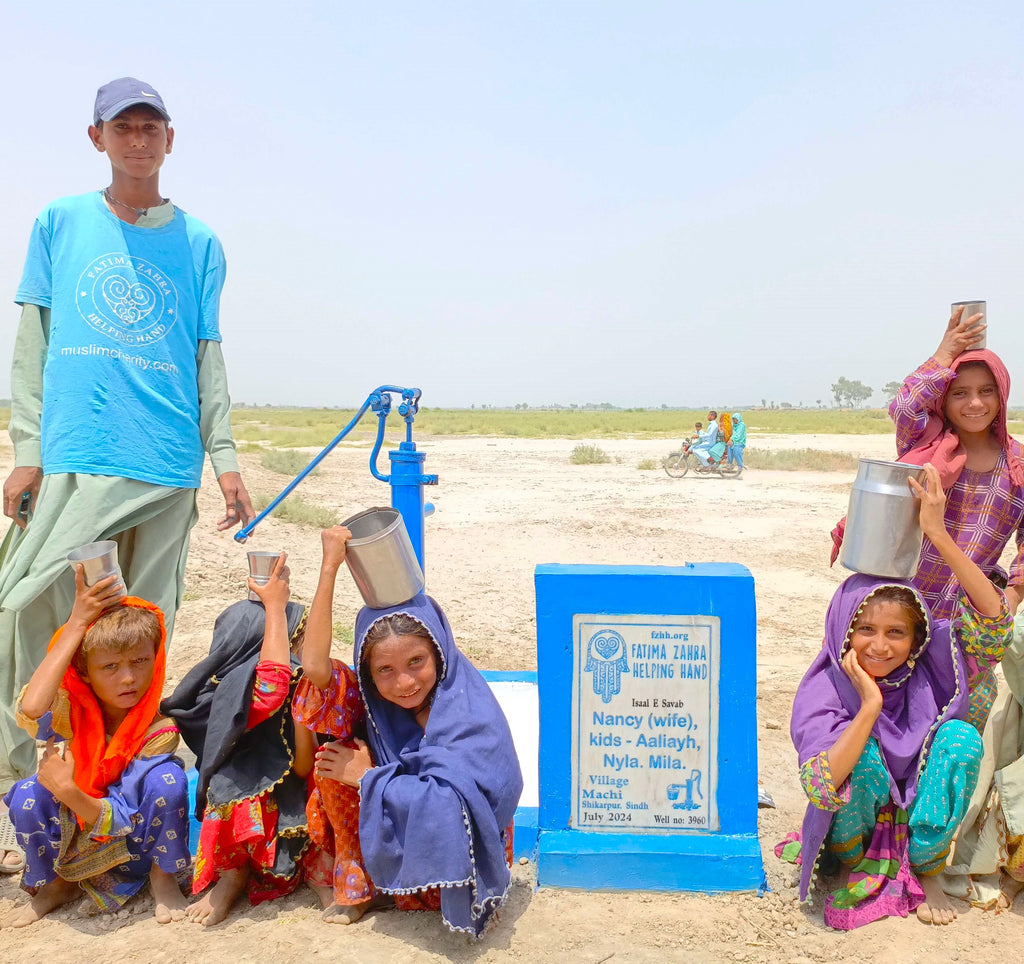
997 876 1024 910
1 806 26 874
307 881 335 909
918 874 958 925
185 867 248 927
0 848 24 872
3 876 80 928
322 900 372 924
151 866 188 923
77 895 103 917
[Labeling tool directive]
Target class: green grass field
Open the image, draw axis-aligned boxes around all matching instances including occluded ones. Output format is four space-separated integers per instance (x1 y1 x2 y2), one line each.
1 405 1020 448
225 406 909 447
227 405 1024 446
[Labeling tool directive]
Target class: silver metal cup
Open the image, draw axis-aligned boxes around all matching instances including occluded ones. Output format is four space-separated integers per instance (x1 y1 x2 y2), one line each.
952 300 986 349
247 551 281 602
67 540 126 597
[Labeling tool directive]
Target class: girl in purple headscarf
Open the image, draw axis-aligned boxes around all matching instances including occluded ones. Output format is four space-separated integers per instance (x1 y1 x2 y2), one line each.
296 527 523 938
793 464 1012 930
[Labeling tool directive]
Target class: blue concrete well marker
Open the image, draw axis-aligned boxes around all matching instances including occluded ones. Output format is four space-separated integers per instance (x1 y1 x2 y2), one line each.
535 563 765 892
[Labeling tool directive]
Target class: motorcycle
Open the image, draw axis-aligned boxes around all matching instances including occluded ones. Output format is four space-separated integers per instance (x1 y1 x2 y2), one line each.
663 440 742 479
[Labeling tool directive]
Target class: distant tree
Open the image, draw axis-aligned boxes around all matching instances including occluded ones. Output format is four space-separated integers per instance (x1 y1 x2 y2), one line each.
761 398 766 408
816 399 822 408
882 380 903 403
848 381 873 408
831 377 873 408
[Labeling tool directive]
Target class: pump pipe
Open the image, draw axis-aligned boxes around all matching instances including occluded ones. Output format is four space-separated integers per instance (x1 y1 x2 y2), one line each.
234 386 437 570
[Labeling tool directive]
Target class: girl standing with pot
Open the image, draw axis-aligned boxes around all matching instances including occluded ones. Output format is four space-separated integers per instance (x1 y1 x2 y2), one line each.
886 307 1024 624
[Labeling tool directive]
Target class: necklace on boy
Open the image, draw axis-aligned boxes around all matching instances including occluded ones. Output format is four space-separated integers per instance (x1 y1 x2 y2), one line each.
103 187 169 218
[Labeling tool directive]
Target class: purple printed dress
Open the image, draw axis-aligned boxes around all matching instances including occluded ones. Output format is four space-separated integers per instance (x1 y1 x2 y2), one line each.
3 691 190 911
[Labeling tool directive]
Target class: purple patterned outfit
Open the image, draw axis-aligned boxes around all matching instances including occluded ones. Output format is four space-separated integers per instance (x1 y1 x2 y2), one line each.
791 575 1011 929
3 701 190 910
890 356 1024 623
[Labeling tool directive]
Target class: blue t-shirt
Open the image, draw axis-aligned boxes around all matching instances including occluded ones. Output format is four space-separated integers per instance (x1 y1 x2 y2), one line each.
16 192 225 488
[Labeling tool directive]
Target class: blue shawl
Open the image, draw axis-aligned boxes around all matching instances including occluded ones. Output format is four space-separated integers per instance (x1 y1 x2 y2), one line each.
354 594 523 937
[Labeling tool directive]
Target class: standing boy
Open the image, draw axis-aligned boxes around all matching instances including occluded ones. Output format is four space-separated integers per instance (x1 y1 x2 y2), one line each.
0 77 254 803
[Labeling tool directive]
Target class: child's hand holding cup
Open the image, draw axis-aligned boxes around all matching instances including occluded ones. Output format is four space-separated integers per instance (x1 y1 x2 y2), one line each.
247 550 284 602
68 566 126 629
66 540 127 616
247 551 290 609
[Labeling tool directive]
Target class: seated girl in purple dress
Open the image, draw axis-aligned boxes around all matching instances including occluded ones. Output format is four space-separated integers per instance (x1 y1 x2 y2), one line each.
793 464 1012 929
1 569 190 929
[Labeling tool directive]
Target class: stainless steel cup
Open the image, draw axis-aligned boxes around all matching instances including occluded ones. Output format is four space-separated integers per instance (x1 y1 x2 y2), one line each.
67 540 126 598
952 300 986 349
247 551 281 602
342 507 424 609
840 459 925 579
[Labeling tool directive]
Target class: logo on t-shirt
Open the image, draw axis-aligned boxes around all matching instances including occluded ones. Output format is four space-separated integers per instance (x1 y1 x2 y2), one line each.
77 253 179 346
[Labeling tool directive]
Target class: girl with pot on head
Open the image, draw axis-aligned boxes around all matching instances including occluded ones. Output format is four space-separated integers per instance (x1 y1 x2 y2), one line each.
884 307 1024 622
793 463 1012 929
890 312 1024 911
292 526 523 937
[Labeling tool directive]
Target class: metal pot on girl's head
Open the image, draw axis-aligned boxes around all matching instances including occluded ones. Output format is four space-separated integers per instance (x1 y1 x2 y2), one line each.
342 507 424 609
840 459 924 579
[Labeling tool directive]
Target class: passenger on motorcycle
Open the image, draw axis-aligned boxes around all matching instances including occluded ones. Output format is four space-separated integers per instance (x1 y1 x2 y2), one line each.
691 411 727 466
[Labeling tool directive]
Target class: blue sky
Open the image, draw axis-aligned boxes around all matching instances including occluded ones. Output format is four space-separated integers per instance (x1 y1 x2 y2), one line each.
4 2 1024 408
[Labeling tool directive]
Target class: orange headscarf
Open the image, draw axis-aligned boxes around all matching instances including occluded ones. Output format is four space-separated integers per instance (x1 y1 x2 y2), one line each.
48 596 167 804
719 412 733 444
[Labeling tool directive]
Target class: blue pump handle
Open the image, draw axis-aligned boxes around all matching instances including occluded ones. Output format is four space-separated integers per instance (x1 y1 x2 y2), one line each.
234 385 426 543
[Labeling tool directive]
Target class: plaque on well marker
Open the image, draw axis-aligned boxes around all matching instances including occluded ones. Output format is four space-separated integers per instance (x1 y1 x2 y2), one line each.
571 614 720 832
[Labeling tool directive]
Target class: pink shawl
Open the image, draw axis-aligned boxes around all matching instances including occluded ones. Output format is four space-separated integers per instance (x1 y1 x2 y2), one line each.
830 349 1023 565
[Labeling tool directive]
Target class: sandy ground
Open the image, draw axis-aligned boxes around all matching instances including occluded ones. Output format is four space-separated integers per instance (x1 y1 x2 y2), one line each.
2 431 1023 963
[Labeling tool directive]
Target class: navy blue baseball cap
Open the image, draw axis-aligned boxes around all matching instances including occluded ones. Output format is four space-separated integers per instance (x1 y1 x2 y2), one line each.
93 77 171 124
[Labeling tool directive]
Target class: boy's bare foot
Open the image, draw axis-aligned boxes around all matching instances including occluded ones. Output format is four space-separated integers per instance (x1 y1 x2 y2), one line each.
150 866 188 923
77 895 103 917
185 867 247 927
322 899 371 924
0 808 26 875
307 880 334 909
0 849 24 872
3 876 79 928
917 874 958 925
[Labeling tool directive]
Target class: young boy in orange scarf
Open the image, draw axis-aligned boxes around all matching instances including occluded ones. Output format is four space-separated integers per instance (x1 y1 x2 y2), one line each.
1 569 189 928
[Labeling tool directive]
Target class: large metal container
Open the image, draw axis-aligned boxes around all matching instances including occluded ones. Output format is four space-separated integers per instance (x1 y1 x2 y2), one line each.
840 459 924 579
342 507 425 609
